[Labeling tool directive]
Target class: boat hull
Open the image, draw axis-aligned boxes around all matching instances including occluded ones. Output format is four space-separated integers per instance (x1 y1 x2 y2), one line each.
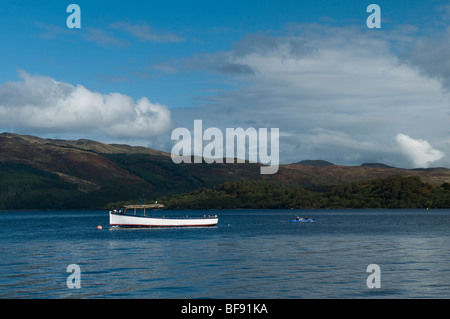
290 219 315 223
109 212 218 228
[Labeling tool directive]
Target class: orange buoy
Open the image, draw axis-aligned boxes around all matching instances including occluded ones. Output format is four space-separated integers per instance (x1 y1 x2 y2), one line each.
97 225 102 230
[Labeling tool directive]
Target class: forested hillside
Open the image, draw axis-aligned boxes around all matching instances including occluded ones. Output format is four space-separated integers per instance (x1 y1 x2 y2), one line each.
153 176 450 210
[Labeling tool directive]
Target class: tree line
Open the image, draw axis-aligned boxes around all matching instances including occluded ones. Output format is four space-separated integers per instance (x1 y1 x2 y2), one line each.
155 175 450 209
3 162 450 210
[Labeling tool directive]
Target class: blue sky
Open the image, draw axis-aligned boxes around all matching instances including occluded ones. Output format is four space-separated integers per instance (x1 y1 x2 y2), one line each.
2 1 450 168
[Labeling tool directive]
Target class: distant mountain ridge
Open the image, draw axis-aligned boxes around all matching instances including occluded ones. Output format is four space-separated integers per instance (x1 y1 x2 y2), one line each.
2 132 450 209
296 160 334 167
0 132 168 156
360 163 395 168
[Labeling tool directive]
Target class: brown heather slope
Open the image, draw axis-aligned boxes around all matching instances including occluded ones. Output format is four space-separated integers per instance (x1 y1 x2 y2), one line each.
0 132 154 193
0 132 264 207
2 132 450 209
273 162 450 188
3 132 450 190
0 132 168 156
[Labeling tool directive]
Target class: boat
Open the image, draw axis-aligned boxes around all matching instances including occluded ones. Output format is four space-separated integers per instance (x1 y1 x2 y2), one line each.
290 217 315 223
109 204 218 228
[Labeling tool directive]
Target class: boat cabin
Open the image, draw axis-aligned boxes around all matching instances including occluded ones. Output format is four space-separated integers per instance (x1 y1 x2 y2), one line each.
113 204 165 216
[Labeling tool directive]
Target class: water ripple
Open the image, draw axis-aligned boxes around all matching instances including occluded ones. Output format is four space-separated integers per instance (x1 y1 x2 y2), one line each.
0 209 449 298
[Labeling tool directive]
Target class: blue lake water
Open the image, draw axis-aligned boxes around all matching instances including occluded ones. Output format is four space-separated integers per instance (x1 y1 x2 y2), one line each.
0 209 449 299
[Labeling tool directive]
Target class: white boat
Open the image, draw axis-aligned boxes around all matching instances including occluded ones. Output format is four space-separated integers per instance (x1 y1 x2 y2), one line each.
109 204 218 228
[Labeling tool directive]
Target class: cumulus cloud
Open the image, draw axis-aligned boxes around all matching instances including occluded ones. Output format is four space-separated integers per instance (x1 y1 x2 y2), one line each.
0 71 172 141
396 134 444 168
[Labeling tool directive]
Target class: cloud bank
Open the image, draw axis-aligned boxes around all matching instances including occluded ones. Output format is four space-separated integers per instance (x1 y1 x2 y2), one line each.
170 24 450 168
0 71 172 142
8 21 450 169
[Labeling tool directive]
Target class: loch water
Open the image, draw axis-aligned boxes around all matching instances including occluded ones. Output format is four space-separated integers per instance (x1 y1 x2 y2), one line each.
0 209 449 299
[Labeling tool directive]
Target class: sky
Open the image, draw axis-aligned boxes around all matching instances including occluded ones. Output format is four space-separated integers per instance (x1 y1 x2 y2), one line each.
1 0 450 168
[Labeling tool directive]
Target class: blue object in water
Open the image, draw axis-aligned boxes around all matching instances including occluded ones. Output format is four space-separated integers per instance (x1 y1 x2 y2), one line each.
290 219 315 223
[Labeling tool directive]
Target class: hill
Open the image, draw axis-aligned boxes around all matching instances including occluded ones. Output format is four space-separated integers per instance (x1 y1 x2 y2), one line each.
0 133 261 209
2 132 450 209
296 160 334 167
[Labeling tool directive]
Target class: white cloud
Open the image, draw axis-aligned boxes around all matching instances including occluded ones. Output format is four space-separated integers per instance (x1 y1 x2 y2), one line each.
0 71 172 142
395 134 444 168
170 24 450 168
